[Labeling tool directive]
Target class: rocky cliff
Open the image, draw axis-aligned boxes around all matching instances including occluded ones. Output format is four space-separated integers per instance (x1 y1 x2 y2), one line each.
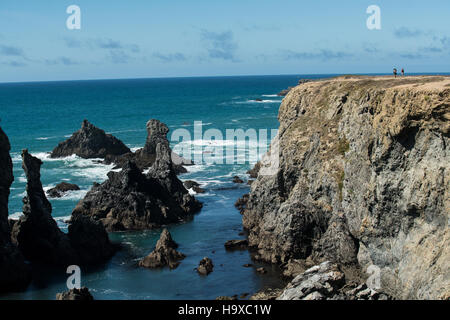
243 76 449 300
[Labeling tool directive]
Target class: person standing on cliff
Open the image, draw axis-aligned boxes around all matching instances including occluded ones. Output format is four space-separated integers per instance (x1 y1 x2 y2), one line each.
393 68 398 78
401 68 405 76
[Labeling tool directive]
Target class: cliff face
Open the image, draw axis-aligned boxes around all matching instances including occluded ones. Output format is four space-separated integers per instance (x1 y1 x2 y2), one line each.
243 76 449 300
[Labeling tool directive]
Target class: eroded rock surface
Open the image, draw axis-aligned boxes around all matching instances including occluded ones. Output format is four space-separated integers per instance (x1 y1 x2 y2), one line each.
243 76 450 299
56 287 94 300
47 182 80 198
197 257 214 275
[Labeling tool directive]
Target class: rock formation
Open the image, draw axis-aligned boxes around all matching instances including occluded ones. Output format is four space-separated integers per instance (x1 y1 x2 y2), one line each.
0 128 31 292
56 287 94 300
139 229 185 269
277 261 389 300
72 144 202 231
11 149 115 266
242 76 450 299
11 149 79 266
47 182 80 198
224 239 248 250
197 257 214 275
51 119 131 159
105 119 192 174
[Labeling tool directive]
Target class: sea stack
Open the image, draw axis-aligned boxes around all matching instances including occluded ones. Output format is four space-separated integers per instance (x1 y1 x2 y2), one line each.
11 149 116 266
50 119 131 159
242 76 450 299
139 229 185 269
0 128 31 292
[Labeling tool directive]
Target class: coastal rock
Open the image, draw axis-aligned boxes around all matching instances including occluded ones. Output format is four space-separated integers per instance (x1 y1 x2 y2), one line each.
224 239 248 250
73 151 202 231
232 176 244 184
247 161 261 179
183 180 205 194
139 229 185 269
197 257 214 275
242 76 450 299
47 182 80 198
277 261 345 300
0 128 31 292
56 287 94 301
51 120 131 159
234 194 249 214
11 150 115 266
11 149 79 266
106 119 191 174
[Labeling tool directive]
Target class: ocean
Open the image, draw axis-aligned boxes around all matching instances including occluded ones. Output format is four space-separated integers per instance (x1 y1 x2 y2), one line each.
0 74 329 300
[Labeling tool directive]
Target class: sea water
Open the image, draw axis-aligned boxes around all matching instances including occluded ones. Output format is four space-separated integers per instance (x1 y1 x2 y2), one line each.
0 75 329 300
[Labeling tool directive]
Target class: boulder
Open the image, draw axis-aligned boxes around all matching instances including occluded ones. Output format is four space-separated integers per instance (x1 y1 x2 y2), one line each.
139 229 185 269
51 120 131 159
224 239 248 250
197 257 214 275
47 182 80 198
232 176 244 184
56 287 94 301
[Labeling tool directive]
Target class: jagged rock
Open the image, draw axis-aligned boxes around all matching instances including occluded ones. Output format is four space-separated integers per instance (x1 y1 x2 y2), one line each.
234 194 249 214
56 287 94 300
216 296 238 300
47 182 80 198
51 120 131 159
11 149 79 266
11 150 115 267
197 257 214 275
243 76 450 299
0 128 31 292
73 150 202 231
139 229 185 269
224 239 248 250
232 176 244 184
105 119 191 174
250 288 283 300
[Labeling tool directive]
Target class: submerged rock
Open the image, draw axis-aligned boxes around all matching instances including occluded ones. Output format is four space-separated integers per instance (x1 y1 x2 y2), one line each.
197 257 214 275
243 76 450 299
47 182 80 198
51 120 131 159
139 229 185 269
232 176 244 184
224 239 248 250
0 128 31 292
56 287 94 301
11 150 115 267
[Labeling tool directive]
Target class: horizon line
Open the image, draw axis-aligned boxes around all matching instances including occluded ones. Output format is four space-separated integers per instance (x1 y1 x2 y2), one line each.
1 72 450 85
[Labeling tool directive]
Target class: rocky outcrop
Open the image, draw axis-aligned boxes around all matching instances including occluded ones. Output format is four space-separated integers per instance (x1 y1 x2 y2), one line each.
11 149 79 266
72 144 202 231
0 128 31 292
47 182 80 198
51 120 131 159
277 261 389 300
11 150 115 267
197 257 214 275
139 229 185 269
243 76 450 299
105 119 192 174
56 287 94 300
234 194 249 214
183 181 205 194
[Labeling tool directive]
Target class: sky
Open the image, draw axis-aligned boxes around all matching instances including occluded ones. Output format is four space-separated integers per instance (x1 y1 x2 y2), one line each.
0 0 449 82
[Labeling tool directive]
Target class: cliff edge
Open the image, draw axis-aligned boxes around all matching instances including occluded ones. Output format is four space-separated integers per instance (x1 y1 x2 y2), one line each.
243 76 449 299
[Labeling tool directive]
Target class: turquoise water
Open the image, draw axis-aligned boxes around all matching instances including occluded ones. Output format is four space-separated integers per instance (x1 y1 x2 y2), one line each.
0 75 326 300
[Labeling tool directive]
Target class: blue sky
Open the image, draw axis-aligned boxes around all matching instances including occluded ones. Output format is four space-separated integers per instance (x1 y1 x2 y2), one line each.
1 0 449 82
